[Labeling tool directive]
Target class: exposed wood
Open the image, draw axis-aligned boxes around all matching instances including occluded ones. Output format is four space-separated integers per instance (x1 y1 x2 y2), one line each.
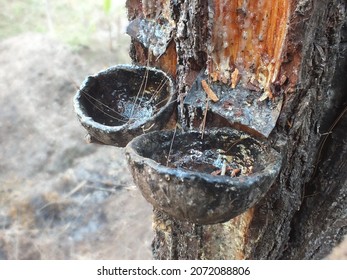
208 0 291 99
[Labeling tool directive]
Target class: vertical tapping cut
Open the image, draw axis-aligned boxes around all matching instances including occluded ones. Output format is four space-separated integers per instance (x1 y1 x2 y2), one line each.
208 0 290 98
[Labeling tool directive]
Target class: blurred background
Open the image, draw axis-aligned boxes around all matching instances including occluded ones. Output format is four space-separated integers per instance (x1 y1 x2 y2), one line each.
0 0 153 259
0 0 131 67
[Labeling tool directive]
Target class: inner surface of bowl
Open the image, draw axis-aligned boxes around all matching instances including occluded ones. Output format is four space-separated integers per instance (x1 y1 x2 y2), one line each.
79 65 172 127
140 129 268 178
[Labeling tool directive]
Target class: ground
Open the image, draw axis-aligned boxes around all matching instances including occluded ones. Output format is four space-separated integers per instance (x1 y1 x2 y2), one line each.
0 33 153 259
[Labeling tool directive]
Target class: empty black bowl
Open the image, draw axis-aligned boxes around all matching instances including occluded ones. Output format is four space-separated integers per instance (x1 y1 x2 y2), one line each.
126 128 282 224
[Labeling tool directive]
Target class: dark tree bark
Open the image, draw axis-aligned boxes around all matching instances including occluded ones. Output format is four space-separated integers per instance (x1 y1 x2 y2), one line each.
125 0 347 259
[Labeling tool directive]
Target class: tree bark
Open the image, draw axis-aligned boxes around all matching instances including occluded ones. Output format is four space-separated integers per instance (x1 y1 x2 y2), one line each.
126 0 347 259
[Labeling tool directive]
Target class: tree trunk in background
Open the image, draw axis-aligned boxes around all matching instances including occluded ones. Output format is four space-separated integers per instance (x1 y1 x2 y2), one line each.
126 0 347 259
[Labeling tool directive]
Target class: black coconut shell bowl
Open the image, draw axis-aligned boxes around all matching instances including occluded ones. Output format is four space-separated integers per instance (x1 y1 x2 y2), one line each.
126 128 282 224
73 64 176 147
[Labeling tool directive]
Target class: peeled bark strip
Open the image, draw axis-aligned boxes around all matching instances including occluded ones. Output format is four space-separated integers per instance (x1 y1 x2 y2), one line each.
126 0 347 259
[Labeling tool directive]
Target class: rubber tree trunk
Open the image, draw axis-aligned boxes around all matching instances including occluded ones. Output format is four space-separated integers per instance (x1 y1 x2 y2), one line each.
125 0 347 259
